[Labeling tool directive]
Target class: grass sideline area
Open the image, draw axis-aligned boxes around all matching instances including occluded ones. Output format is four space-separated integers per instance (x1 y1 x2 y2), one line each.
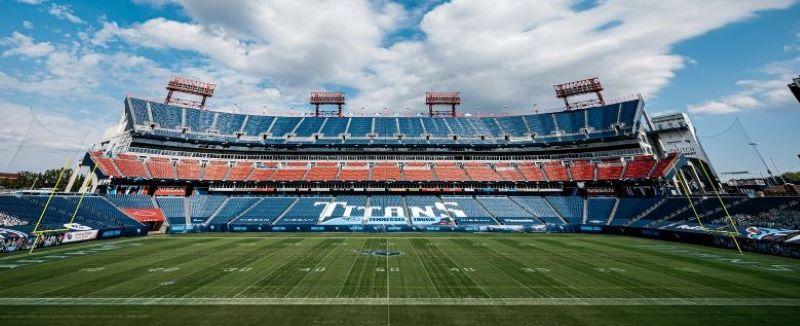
1 233 799 325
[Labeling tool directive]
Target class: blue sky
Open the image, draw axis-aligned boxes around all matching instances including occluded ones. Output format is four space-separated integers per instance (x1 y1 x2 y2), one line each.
0 0 799 178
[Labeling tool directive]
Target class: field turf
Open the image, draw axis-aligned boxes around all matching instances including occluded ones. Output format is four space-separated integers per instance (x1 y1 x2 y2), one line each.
1 233 799 325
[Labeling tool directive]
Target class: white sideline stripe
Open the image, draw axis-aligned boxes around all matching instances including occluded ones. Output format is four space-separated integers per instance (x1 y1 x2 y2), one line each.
1 298 798 306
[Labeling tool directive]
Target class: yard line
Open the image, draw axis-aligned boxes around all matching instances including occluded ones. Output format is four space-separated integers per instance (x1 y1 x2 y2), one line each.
334 239 365 298
408 238 441 298
2 297 798 306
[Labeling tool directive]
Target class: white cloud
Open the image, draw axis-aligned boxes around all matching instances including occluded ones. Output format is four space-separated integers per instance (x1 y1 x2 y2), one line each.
1 32 54 58
22 21 34 29
48 3 84 24
689 56 800 114
93 0 794 114
14 0 44 4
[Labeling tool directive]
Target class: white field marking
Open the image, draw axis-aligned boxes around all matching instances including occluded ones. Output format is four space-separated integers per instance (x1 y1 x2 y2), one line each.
231 239 316 298
491 241 584 299
1 297 798 306
436 240 491 298
335 240 364 298
409 240 442 298
283 240 341 298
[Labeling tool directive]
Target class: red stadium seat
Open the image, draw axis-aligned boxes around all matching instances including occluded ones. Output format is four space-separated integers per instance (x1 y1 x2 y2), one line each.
433 163 470 182
371 163 402 181
464 163 502 181
494 163 526 182
623 155 657 179
146 157 176 179
402 164 435 181
227 161 255 181
203 161 230 181
177 159 201 180
517 162 546 181
113 156 149 178
304 164 340 181
597 159 624 180
89 152 121 177
542 161 569 181
569 160 595 181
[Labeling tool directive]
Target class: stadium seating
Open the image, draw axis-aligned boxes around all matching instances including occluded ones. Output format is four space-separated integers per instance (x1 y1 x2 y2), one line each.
208 197 262 226
113 155 149 179
495 163 526 182
189 195 226 223
89 152 122 178
586 197 616 224
276 197 331 225
623 155 657 179
546 196 584 224
569 160 595 181
146 157 176 179
177 159 202 180
433 163 470 182
371 163 402 181
463 163 502 182
106 194 154 208
227 161 254 181
518 162 546 181
440 196 498 225
596 159 624 181
156 197 186 226
610 197 662 226
542 161 569 181
510 196 564 224
202 161 230 181
476 196 539 224
232 197 297 225
304 163 340 181
402 164 436 182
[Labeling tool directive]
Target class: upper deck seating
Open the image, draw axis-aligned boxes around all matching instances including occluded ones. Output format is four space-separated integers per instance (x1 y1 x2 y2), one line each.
227 161 255 181
542 161 569 181
597 159 624 180
463 163 502 181
433 163 470 182
202 161 230 181
176 159 201 180
623 155 657 179
146 157 176 179
569 160 595 181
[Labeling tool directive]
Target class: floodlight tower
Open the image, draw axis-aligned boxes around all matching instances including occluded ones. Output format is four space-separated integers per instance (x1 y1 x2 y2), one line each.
164 77 215 109
553 77 605 110
310 91 345 117
426 91 460 117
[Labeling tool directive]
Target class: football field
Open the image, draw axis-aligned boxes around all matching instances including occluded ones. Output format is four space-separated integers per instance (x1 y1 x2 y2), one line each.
1 233 799 325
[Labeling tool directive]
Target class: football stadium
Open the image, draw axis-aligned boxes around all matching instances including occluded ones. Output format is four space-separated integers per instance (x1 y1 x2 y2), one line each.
2 1 800 325
1 76 799 325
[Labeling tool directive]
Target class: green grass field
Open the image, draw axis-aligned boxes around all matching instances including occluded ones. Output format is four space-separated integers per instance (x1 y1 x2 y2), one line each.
1 233 799 325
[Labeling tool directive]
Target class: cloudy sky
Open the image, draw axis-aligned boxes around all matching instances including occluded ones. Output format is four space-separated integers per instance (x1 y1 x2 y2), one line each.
1 0 799 177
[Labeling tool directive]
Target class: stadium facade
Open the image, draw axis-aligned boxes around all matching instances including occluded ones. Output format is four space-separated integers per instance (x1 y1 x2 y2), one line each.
2 79 799 255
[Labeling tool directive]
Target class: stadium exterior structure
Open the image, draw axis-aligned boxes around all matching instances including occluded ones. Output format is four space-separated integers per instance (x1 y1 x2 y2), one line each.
1 84 799 256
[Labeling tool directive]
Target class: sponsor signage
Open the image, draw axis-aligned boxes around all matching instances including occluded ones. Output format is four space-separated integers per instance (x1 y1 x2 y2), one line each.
123 208 166 223
62 229 99 243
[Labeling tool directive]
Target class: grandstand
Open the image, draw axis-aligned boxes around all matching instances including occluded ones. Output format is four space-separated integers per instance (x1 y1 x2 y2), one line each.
0 78 797 257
